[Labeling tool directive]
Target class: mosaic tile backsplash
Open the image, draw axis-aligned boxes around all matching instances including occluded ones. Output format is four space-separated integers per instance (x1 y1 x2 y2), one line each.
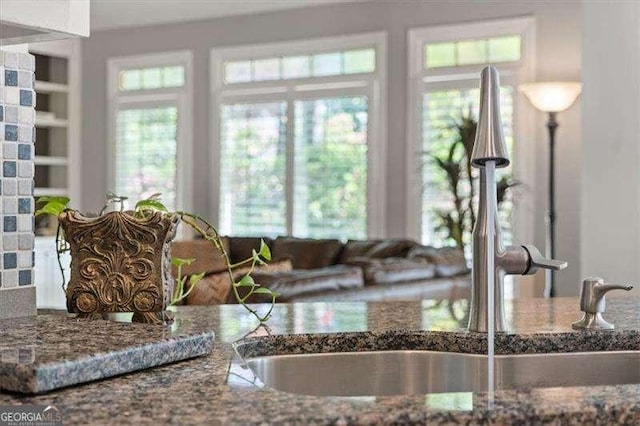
0 49 36 319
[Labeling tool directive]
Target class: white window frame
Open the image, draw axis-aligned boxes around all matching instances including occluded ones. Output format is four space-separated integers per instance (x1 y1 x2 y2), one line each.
210 32 387 238
406 17 536 249
107 50 194 212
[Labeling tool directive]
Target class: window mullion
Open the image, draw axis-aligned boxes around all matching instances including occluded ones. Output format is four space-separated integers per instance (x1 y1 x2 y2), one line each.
285 97 295 236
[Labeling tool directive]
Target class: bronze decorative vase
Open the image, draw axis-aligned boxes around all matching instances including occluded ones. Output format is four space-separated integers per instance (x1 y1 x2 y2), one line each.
59 210 180 324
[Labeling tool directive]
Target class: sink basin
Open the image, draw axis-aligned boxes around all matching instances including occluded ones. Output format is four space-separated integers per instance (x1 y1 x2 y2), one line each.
244 350 640 396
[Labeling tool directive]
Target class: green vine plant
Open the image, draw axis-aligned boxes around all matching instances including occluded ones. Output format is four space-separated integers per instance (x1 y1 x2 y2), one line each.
35 192 279 322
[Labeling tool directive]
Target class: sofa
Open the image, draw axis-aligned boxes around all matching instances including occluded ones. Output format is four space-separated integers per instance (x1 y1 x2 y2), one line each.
171 236 471 306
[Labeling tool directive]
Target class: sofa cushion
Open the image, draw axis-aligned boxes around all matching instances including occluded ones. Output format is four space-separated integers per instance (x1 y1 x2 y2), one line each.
171 238 230 277
185 271 232 305
347 257 437 286
339 240 381 263
228 237 273 265
242 265 363 303
233 258 294 281
186 259 292 306
292 275 470 302
407 246 469 277
271 236 344 269
365 239 416 259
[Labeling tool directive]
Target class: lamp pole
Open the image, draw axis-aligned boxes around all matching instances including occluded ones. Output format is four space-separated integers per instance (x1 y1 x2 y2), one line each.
519 81 582 298
546 112 558 297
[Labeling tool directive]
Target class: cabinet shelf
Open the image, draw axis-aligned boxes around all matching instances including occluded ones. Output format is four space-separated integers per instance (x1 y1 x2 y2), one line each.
35 117 68 128
34 156 68 166
34 80 69 93
31 40 79 241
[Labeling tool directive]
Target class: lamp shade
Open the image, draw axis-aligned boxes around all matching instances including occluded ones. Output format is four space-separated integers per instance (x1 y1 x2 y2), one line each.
518 82 582 113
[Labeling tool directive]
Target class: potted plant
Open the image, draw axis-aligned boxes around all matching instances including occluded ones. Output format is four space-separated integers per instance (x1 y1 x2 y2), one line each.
425 109 520 252
36 192 277 324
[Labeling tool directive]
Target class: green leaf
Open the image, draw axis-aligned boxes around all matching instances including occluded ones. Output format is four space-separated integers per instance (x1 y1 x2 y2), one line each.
189 272 206 287
35 196 70 217
259 239 272 261
171 257 195 267
251 287 273 295
135 199 168 213
177 271 206 302
237 274 255 287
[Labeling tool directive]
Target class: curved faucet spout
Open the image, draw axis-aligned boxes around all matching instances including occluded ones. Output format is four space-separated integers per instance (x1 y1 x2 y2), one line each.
595 284 634 295
467 66 568 333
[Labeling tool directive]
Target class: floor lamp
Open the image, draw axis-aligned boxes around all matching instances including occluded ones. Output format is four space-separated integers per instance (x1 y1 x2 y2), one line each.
518 82 582 297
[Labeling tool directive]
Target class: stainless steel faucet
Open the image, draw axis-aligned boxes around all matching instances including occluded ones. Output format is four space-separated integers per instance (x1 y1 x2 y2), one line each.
467 66 568 333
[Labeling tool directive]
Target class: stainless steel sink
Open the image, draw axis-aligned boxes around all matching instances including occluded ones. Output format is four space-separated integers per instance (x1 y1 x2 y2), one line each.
244 350 640 396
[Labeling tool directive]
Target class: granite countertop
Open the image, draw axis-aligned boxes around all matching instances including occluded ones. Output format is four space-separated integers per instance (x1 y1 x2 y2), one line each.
2 297 640 424
0 311 215 393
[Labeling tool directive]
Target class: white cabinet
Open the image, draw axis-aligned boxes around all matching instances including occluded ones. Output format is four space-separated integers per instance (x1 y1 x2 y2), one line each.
0 0 89 45
29 39 81 235
30 40 80 310
34 237 69 309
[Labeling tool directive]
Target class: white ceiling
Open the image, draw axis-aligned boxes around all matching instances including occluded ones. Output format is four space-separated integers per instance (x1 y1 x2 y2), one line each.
91 0 359 31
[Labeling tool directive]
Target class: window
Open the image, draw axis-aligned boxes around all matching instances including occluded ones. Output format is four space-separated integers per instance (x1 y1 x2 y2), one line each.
108 51 192 211
425 35 521 68
407 18 535 252
119 66 185 91
212 33 386 239
223 48 376 83
115 107 178 205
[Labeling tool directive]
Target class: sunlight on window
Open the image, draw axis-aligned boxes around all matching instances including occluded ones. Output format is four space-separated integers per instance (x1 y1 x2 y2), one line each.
293 97 368 239
115 107 178 209
141 67 162 89
488 35 521 63
120 69 141 91
119 66 185 91
253 58 280 81
223 48 376 84
421 87 513 247
282 55 310 79
457 40 487 66
219 98 368 239
425 42 456 68
424 35 521 69
219 102 287 237
312 52 342 77
217 38 379 239
344 49 376 74
224 61 252 83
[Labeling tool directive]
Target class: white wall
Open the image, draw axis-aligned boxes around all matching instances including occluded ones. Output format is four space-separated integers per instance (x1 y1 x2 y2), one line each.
582 2 640 293
80 1 582 295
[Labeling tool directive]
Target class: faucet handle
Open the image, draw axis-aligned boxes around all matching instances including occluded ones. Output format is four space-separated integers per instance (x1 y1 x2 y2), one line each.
572 277 633 330
522 245 568 275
